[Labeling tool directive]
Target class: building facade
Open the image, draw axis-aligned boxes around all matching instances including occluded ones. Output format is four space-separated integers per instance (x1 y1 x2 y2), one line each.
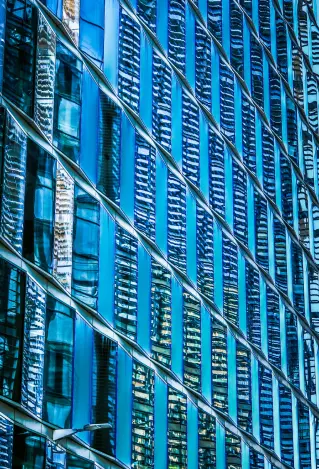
0 0 318 467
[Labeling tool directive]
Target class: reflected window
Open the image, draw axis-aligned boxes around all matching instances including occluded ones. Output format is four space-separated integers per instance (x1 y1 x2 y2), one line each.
167 172 186 273
12 427 45 469
23 140 56 274
195 23 211 109
72 186 100 309
151 260 172 367
209 128 225 217
137 0 156 32
225 430 241 469
223 235 238 326
167 387 187 468
3 0 37 116
208 0 222 43
246 264 261 348
212 320 228 413
236 342 252 433
279 383 294 466
0 414 13 469
132 360 155 467
43 296 74 428
0 258 24 402
97 91 121 204
66 453 94 469
114 226 138 341
183 291 201 393
259 364 274 449
54 41 82 162
233 162 247 246
91 332 117 456
168 0 185 73
198 411 216 468
266 287 281 369
182 92 200 186
196 205 214 301
298 401 311 469
285 308 300 387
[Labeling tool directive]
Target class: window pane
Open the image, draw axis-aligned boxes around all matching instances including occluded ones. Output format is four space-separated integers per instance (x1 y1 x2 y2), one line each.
198 410 216 469
183 290 201 393
212 320 228 413
72 186 100 308
167 387 187 468
23 140 56 273
132 360 155 467
43 296 74 428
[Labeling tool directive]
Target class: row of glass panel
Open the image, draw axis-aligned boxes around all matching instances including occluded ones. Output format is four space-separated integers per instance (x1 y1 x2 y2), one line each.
2 5 319 323
3 0 319 214
0 255 317 468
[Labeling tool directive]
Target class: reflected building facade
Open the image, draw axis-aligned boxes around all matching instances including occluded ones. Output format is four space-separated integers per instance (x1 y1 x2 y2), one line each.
0 0 319 468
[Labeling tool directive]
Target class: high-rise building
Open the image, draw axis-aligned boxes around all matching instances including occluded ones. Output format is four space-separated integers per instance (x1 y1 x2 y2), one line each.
0 0 318 467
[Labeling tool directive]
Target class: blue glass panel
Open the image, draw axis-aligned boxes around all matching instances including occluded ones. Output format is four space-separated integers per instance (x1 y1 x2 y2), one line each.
187 401 198 469
79 0 104 65
154 376 167 468
104 0 119 89
140 32 153 129
116 347 132 466
73 315 93 444
80 69 98 184
120 115 135 221
0 414 13 469
171 278 183 380
98 208 115 325
137 245 151 352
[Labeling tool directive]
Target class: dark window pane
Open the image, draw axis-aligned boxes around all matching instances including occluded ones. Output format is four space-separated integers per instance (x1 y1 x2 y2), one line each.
167 172 186 273
183 291 201 393
196 204 214 301
225 430 241 469
43 296 74 428
151 260 172 367
12 427 45 469
236 342 252 433
132 360 155 466
198 411 216 469
23 140 56 273
212 320 228 413
72 186 100 308
167 387 187 468
91 332 117 456
114 226 138 341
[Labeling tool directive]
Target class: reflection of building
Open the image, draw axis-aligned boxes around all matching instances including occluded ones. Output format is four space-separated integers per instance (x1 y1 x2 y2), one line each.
0 0 319 467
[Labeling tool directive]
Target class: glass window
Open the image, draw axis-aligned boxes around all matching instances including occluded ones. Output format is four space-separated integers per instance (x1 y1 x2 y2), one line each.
118 7 140 112
23 140 56 273
304 331 316 403
302 125 314 188
12 427 45 469
286 95 298 164
298 402 311 469
225 430 241 469
97 91 121 204
198 411 216 469
259 364 274 449
246 264 261 348
167 172 186 273
251 37 263 109
62 0 80 44
0 258 24 402
72 186 100 309
212 320 228 413
134 133 156 241
151 259 172 367
269 67 281 137
168 0 185 73
132 360 155 467
291 241 305 315
137 0 156 33
46 440 66 469
207 0 222 43
114 226 138 341
0 414 13 469
273 217 288 293
223 235 238 326
3 0 37 116
293 44 304 109
34 13 56 140
167 387 187 469
91 332 117 456
236 342 252 433
242 96 256 172
233 162 247 246
297 181 310 249
254 191 268 271
195 23 211 109
276 13 288 81
262 125 276 203
285 308 300 387
258 0 271 50
308 267 319 333
266 287 281 369
43 296 74 428
306 71 318 134
196 204 214 301
209 128 225 218
54 41 82 162
220 60 235 144
53 163 74 291
0 112 27 253
182 91 200 186
230 0 243 77
21 277 46 417
279 383 294 466
152 50 172 152
183 290 201 393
